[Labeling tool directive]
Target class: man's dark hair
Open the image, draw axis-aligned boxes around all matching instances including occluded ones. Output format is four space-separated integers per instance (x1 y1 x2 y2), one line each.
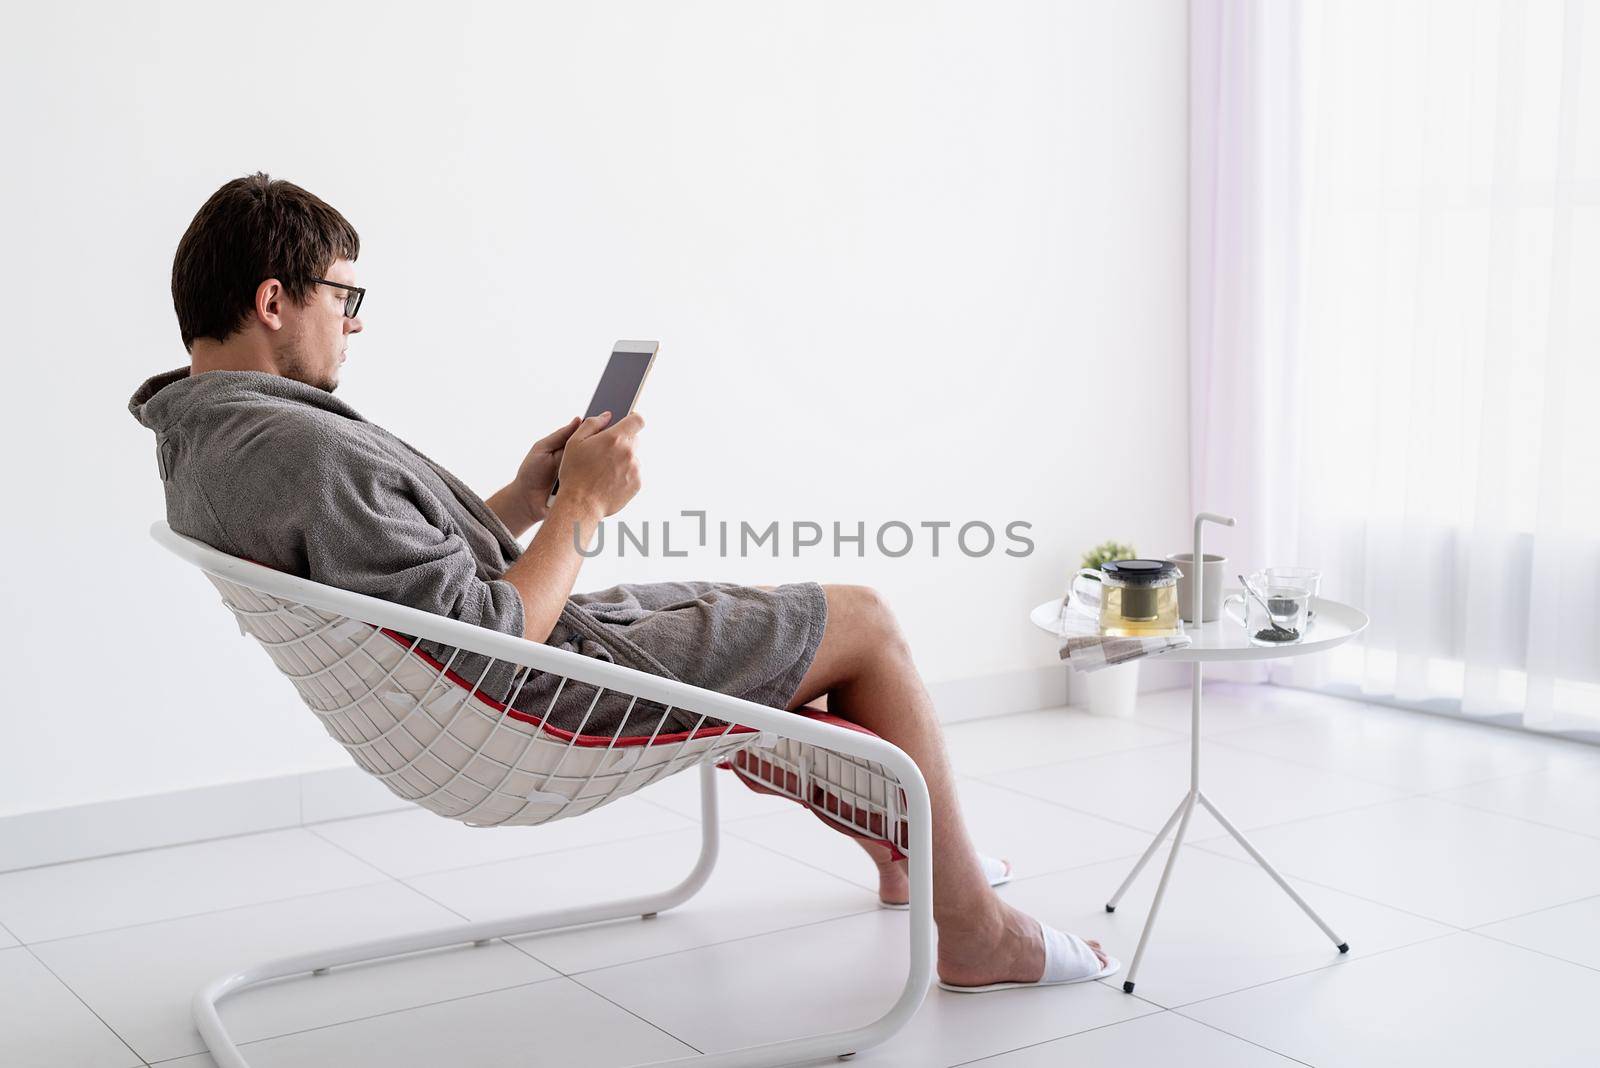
171 172 360 352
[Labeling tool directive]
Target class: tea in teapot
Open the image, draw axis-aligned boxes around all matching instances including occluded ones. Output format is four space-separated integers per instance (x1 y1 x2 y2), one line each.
1071 559 1184 637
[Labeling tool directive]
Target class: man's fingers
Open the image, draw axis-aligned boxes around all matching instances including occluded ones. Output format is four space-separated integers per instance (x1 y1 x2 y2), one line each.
567 411 614 444
606 410 645 435
534 415 583 450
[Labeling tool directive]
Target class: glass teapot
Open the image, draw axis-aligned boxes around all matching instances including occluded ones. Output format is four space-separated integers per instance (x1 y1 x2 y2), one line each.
1070 559 1184 637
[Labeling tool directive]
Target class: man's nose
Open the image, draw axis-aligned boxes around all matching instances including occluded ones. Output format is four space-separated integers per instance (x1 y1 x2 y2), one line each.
345 315 363 335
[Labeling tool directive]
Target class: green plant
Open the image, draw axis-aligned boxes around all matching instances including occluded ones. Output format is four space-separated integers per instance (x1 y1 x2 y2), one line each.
1080 540 1138 576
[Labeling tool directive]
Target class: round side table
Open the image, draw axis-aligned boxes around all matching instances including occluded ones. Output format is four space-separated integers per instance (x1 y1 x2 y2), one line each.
1030 512 1369 993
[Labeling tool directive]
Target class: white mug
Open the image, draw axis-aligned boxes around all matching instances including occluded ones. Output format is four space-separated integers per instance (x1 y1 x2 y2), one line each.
1167 552 1225 623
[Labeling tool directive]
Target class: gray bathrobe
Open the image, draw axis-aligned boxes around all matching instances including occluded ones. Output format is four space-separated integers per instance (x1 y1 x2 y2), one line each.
129 367 827 738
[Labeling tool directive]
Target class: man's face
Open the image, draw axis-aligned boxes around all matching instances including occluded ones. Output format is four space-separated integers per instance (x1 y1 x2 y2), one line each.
276 258 362 393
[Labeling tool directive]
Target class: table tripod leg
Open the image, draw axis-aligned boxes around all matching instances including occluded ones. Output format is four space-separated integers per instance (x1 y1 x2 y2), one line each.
1196 792 1348 953
1106 792 1192 913
1121 790 1198 994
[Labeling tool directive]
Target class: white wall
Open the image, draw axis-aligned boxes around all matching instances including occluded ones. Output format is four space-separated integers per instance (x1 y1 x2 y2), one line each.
0 0 1188 817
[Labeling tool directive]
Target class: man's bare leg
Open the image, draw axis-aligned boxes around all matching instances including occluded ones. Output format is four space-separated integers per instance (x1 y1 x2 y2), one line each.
776 691 919 903
766 583 1106 987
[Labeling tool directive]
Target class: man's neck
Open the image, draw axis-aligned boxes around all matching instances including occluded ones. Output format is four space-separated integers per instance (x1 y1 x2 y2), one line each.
188 335 279 378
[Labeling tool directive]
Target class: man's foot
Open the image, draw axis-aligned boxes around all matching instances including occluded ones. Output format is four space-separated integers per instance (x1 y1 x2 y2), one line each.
868 846 912 906
935 899 1108 988
864 841 1011 907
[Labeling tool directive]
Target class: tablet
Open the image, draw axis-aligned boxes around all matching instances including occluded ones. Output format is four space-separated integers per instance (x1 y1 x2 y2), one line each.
547 340 659 507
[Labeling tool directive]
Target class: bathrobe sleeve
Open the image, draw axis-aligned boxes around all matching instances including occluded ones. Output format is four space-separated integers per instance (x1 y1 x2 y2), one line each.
219 419 527 641
298 464 528 640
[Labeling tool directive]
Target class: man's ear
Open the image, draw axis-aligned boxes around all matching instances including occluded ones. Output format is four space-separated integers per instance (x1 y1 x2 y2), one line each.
255 277 287 332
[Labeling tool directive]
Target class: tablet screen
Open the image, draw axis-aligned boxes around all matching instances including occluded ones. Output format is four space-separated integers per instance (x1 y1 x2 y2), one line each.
585 351 653 421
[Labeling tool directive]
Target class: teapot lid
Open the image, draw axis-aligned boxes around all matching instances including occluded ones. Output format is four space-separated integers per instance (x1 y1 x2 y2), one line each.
1102 559 1180 585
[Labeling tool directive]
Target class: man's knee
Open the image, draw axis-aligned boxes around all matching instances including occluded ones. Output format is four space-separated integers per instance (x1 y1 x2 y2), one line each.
829 583 913 659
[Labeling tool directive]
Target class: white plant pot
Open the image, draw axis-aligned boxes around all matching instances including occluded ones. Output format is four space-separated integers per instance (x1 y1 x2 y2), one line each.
1083 661 1141 718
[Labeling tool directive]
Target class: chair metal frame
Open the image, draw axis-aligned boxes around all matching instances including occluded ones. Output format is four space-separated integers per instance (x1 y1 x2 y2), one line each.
151 522 934 1068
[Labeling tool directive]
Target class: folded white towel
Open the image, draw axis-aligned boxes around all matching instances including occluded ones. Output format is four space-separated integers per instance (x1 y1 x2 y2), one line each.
1050 592 1191 672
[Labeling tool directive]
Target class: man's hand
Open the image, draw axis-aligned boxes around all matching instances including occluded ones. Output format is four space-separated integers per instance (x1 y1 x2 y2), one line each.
514 416 586 515
497 409 645 644
485 416 583 538
555 410 644 519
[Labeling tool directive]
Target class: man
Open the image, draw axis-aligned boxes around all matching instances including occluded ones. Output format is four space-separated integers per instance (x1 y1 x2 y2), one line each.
129 172 1111 992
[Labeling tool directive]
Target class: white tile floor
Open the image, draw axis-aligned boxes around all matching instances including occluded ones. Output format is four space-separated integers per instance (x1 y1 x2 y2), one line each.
4 682 1600 1067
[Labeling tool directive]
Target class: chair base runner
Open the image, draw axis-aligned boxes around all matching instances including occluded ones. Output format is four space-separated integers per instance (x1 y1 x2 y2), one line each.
194 764 936 1068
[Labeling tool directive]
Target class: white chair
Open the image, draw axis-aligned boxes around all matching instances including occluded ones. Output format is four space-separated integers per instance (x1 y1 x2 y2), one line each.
151 521 934 1068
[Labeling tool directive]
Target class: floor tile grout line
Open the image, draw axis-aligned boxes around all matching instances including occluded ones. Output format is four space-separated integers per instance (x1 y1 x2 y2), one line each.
954 733 1192 780
1465 927 1600 976
1195 730 1486 793
718 822 911 896
301 818 817 987
171 972 570 1056
16 873 409 951
563 905 888 980
308 828 477 924
20 940 152 1067
14 824 880 994
1421 787 1600 843
309 817 701 884
971 776 1203 839
1201 721 1592 796
0 690 1553 874
1093 980 1171 1012
1184 839 1475 931
1269 682 1600 752
720 808 1173 900
7 691 1582 1064
1053 829 1474 944
298 805 411 830
0 838 399 947
246 903 901 1042
972 725 1434 803
944 1005 1169 1067
1396 757 1600 797
388 835 893 981
0 822 356 879
971 771 1427 851
1159 708 1339 744
1467 890 1600 930
309 826 556 976
631 787 795 826
982 688 1599 799
114 912 696 1068
1182 791 1438 846
0 736 1378 946
162 916 1365 1068
390 818 889 940
531 831 1315 988
1177 1012 1320 1067
1167 928 1464 1013
976 747 1600 864
500 934 566 973
1185 799 1600 927
559 970 707 1057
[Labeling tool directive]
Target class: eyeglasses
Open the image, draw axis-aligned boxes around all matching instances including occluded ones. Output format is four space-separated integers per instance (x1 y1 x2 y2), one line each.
309 277 366 318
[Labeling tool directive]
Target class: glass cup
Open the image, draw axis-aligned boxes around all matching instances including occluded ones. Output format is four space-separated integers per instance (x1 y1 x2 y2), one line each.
1264 567 1321 623
1222 571 1314 647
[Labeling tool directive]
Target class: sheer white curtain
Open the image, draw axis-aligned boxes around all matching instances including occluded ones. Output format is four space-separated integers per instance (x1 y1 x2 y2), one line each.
1192 0 1600 739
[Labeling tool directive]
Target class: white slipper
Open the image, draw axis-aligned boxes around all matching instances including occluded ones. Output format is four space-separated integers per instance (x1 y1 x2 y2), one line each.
879 854 1013 910
937 921 1120 993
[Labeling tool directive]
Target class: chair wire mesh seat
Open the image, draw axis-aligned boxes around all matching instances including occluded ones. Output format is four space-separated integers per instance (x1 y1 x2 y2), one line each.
152 522 933 1068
